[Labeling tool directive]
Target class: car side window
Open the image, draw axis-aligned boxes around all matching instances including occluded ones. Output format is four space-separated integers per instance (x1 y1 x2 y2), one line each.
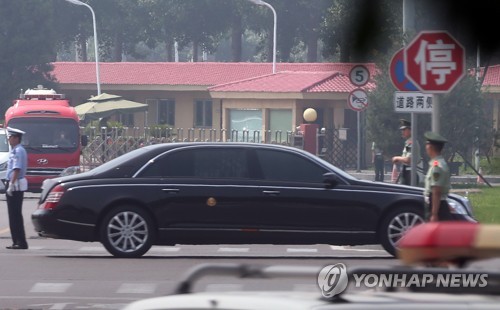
139 148 250 179
255 149 327 183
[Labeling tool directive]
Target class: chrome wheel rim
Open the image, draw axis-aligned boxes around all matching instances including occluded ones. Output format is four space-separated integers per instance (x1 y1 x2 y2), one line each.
107 211 149 253
387 212 423 248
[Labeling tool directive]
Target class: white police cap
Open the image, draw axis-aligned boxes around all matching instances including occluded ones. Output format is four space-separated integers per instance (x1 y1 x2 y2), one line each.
6 127 26 137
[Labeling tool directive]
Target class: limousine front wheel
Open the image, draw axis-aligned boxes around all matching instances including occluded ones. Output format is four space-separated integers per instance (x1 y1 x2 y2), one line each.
100 205 155 258
379 206 424 256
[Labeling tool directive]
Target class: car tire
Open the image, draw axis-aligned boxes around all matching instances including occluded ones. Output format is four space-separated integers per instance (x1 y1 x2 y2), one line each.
379 206 424 256
100 205 155 258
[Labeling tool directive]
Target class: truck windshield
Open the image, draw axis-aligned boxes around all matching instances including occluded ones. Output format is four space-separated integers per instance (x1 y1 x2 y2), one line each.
0 131 8 152
8 118 79 153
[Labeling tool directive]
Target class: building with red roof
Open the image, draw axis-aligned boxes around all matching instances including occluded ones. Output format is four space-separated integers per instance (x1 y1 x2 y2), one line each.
479 65 500 133
52 62 376 137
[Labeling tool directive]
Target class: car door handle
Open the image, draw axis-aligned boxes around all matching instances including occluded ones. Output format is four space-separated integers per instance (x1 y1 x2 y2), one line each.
162 188 180 194
263 190 280 196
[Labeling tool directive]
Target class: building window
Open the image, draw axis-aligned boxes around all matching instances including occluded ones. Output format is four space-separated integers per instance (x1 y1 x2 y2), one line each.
194 100 213 127
229 109 262 141
157 99 175 126
119 113 134 126
268 109 292 143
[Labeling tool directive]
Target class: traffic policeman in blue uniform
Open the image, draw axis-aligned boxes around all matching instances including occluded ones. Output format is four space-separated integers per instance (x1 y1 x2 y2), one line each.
424 131 452 222
5 127 29 249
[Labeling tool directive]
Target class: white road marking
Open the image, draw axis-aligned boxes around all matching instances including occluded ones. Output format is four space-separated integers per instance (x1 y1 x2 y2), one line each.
28 303 73 310
217 247 250 253
330 245 386 252
78 246 106 252
286 248 318 253
30 283 73 293
27 246 44 250
158 247 180 252
117 283 156 294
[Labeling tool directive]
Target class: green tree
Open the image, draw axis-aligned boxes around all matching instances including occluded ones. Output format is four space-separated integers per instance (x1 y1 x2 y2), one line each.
321 0 401 62
175 0 229 62
247 0 330 63
140 0 182 61
440 76 493 161
0 0 58 115
220 0 257 62
90 0 150 62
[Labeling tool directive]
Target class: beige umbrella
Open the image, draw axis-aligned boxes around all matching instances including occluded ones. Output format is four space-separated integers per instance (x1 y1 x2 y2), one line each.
74 93 148 121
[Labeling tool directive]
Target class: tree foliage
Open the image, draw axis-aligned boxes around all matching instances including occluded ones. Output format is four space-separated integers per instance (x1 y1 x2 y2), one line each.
440 76 493 160
0 0 59 116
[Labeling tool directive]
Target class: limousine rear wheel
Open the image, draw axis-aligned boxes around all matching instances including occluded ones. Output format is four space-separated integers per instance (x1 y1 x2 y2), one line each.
100 205 155 258
379 206 424 256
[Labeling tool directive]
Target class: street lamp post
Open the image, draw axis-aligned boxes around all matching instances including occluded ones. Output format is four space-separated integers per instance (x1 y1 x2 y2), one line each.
65 0 101 95
248 0 277 74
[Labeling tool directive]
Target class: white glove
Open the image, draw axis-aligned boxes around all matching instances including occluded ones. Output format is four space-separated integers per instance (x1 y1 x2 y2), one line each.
6 184 13 196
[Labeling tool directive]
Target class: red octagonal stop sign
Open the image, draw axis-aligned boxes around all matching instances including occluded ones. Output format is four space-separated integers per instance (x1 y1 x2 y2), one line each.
404 31 465 93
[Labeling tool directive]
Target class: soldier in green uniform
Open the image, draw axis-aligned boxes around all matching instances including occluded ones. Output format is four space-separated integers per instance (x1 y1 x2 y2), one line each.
423 131 452 222
392 119 421 185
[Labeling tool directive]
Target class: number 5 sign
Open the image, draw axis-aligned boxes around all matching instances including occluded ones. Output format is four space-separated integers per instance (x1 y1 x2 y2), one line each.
349 65 370 87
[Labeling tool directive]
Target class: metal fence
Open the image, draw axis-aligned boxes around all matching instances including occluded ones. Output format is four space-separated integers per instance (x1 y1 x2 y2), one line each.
80 126 359 170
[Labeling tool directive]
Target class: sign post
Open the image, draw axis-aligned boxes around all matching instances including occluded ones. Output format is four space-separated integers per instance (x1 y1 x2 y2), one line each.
396 30 465 186
404 30 466 133
348 64 370 172
347 88 369 172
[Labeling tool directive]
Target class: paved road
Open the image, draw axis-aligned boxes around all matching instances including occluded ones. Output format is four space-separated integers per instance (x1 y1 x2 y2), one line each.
0 195 498 309
0 195 398 309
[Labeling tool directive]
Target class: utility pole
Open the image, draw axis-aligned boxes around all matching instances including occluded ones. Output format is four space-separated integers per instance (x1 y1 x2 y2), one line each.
403 0 419 186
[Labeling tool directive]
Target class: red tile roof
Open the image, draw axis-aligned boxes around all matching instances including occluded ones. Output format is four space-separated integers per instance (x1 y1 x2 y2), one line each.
209 71 375 93
51 62 377 89
481 64 500 87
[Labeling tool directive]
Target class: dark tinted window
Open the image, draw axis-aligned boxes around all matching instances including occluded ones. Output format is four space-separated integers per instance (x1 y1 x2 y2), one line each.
255 149 327 183
8 117 79 152
140 147 250 179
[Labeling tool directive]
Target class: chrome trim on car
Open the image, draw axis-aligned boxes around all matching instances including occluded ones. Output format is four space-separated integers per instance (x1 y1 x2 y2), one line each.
57 219 95 227
159 227 376 234
27 168 65 175
67 183 424 198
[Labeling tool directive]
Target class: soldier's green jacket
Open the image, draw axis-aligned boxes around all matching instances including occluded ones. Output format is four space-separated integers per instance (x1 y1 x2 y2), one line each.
424 155 450 200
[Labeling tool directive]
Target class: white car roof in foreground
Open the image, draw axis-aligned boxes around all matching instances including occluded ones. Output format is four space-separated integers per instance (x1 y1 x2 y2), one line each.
123 290 500 310
123 291 326 310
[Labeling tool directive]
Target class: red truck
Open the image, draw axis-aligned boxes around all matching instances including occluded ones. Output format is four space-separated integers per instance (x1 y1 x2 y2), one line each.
4 85 87 192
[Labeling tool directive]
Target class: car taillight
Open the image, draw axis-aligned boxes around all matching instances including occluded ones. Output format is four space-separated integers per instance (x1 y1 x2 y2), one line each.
42 185 65 210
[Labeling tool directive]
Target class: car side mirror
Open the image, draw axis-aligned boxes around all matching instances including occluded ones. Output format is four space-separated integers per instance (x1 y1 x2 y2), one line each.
81 134 88 147
323 172 340 188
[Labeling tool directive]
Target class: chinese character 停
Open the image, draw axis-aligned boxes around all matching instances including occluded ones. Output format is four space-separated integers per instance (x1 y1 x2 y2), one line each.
415 39 456 85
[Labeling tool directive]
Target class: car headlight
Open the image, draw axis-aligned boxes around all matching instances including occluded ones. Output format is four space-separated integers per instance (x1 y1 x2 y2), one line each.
59 166 81 177
447 197 471 216
0 161 7 171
